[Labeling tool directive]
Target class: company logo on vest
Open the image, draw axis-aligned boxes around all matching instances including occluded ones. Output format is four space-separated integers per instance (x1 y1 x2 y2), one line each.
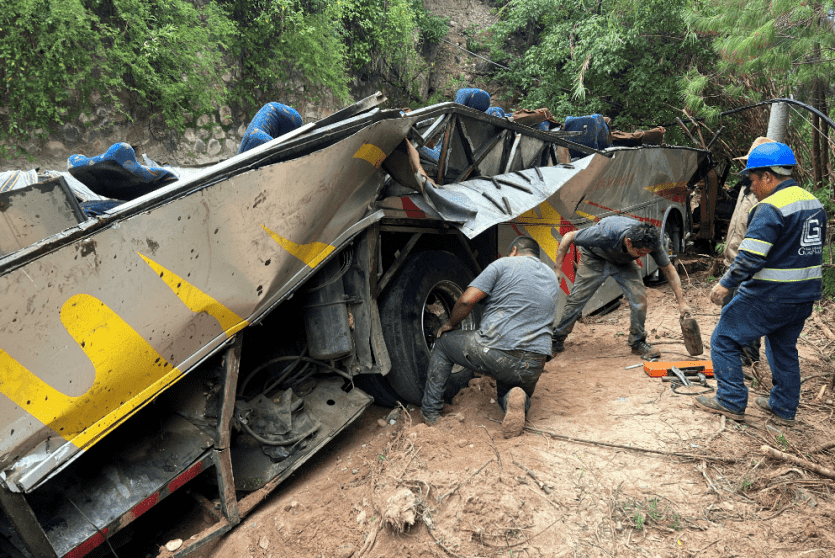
798 217 822 255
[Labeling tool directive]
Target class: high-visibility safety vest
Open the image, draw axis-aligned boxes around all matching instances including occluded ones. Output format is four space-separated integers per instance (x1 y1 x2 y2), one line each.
721 179 826 303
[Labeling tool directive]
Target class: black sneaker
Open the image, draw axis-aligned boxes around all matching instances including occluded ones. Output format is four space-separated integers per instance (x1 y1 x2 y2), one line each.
630 340 660 360
551 336 565 355
694 395 745 421
755 397 795 426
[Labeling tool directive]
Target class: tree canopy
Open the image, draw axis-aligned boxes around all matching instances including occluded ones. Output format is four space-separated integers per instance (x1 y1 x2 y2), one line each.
487 0 714 133
0 0 447 139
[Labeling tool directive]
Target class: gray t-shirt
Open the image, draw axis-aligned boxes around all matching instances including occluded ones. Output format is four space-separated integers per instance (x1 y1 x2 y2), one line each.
574 216 670 267
469 255 559 355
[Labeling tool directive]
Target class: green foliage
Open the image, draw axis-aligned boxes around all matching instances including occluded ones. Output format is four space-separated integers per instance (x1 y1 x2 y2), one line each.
0 0 234 137
340 0 448 106
108 0 235 130
684 1 835 113
0 0 104 136
224 0 350 110
824 266 835 301
1 0 442 139
622 497 681 532
487 0 714 129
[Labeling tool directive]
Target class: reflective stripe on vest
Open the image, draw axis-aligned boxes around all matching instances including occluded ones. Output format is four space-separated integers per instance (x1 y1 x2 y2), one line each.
752 266 823 282
751 185 820 216
738 238 772 257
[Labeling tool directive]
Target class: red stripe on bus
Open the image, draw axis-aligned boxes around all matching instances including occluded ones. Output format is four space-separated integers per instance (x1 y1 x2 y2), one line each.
168 461 204 493
63 528 108 558
131 492 160 521
66 461 205 557
401 197 426 219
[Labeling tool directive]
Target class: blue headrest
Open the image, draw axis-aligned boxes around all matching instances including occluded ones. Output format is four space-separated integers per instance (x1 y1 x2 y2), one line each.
454 88 491 112
239 103 303 154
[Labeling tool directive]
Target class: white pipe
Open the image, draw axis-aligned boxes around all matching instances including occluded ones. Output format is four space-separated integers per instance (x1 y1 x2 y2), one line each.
767 103 789 142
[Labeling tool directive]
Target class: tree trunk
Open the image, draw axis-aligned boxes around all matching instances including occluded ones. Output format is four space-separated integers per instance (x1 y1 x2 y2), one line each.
812 87 822 189
819 80 830 181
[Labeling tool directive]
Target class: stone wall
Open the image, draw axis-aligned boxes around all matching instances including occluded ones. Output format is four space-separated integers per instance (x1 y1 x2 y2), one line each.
0 77 351 172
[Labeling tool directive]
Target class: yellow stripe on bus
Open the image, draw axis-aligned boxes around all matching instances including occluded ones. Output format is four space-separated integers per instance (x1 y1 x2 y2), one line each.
352 143 387 169
138 253 247 337
261 225 335 268
0 294 184 448
575 210 599 222
645 182 682 194
523 201 562 261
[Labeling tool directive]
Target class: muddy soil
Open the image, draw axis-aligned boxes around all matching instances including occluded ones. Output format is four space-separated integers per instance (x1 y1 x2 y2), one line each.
149 265 835 558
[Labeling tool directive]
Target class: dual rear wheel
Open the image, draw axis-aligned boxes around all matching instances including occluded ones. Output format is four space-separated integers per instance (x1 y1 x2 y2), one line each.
355 251 477 406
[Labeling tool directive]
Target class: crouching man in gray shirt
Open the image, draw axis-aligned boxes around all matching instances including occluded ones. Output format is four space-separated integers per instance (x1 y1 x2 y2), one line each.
421 236 559 438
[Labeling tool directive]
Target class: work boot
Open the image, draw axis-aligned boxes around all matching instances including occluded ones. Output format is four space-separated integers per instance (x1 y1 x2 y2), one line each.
502 387 527 439
420 410 439 426
694 395 745 421
755 397 795 426
630 340 661 360
551 335 565 355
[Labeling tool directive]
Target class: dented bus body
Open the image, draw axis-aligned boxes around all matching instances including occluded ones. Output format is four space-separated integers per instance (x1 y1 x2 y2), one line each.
0 95 710 557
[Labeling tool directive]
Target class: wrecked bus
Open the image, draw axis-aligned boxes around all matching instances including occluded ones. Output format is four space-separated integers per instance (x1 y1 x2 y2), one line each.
0 94 710 557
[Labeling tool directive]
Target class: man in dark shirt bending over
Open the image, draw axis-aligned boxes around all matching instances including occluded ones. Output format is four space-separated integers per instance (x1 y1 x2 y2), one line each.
551 216 690 359
421 236 559 438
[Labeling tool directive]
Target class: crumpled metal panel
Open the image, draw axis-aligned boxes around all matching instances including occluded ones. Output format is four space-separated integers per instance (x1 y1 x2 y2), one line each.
0 91 707 497
400 146 703 241
25 415 213 557
0 117 410 493
230 377 372 491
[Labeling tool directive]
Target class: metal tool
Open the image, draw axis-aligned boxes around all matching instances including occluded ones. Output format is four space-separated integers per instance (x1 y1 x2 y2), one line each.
669 365 692 387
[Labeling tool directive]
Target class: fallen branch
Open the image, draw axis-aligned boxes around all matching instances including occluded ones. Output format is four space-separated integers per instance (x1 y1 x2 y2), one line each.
475 518 559 549
478 424 502 472
355 524 380 558
692 539 720 557
513 460 552 494
809 441 835 454
520 424 736 463
812 312 835 341
760 445 835 480
697 461 721 496
426 524 469 558
437 458 494 503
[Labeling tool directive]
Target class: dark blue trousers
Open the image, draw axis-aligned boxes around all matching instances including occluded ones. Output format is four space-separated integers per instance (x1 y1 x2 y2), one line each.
711 294 813 419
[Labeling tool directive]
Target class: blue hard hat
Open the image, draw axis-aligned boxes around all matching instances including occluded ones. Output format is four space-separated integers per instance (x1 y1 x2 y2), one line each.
742 142 796 174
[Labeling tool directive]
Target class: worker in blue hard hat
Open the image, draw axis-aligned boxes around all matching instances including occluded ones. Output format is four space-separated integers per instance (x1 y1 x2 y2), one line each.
721 137 776 366
695 142 827 426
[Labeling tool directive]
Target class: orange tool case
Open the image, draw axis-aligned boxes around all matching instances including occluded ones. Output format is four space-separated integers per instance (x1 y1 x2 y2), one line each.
643 360 714 378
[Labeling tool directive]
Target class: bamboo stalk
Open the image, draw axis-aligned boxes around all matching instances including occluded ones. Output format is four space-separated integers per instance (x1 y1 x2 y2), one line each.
760 445 835 480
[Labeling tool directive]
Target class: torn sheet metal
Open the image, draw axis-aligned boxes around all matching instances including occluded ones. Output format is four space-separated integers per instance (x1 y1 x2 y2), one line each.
397 146 704 239
0 115 410 493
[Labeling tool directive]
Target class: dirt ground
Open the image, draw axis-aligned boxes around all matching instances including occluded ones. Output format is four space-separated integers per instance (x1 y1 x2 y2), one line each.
149 262 835 558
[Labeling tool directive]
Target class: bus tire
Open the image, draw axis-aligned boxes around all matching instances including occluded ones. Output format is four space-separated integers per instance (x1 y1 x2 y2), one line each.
353 374 404 408
664 218 681 258
379 251 478 405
